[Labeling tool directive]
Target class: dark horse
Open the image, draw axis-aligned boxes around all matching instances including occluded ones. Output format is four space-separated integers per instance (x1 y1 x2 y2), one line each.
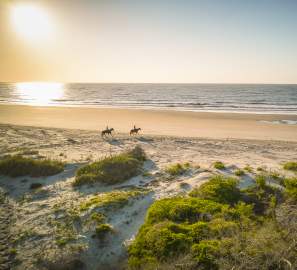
130 126 141 136
101 127 114 137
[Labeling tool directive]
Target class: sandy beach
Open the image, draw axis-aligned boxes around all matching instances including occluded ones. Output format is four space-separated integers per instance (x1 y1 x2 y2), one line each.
0 121 297 269
0 104 297 141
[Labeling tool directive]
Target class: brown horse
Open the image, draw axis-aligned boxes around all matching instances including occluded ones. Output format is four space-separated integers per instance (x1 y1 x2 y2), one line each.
130 127 141 136
101 127 114 137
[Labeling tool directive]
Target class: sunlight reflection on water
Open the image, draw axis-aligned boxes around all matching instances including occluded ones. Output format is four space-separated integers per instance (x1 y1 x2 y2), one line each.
15 82 64 105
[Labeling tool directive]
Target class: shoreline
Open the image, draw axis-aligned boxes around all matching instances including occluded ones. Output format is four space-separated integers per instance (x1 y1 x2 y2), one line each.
1 104 297 141
1 102 297 116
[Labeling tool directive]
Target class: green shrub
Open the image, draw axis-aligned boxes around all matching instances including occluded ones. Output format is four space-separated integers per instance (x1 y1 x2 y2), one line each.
165 163 189 176
213 161 225 170
234 169 244 176
244 165 253 173
255 174 266 189
128 172 296 270
0 155 64 177
189 175 240 205
145 197 223 225
95 223 113 239
191 240 220 269
284 177 297 201
283 161 297 172
79 189 144 211
73 146 145 186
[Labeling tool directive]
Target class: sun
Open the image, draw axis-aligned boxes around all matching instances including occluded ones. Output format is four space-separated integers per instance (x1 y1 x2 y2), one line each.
10 4 53 42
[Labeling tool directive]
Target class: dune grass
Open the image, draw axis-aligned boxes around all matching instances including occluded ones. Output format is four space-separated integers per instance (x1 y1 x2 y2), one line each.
213 161 225 170
95 223 113 240
73 146 146 186
79 189 146 211
0 155 64 177
165 162 190 176
234 169 245 176
283 161 297 172
128 174 296 269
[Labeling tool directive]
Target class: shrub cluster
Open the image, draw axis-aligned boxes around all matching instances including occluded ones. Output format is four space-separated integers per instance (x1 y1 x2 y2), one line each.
165 162 190 176
73 146 146 186
283 161 297 172
128 174 297 269
213 161 225 170
0 155 64 177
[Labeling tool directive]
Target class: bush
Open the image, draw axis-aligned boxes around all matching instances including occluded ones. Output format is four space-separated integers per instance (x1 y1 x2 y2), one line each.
244 165 253 173
165 163 189 176
73 146 146 186
128 170 297 270
191 240 220 269
283 161 297 172
234 169 244 176
213 161 225 170
0 155 64 177
284 177 297 201
95 223 113 239
189 175 240 205
255 174 266 189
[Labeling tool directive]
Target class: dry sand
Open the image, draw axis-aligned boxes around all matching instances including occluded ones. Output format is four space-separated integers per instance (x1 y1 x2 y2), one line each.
0 123 297 269
1 104 297 141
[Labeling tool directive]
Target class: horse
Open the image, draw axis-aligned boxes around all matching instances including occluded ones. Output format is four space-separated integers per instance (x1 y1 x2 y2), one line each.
130 127 141 136
101 127 114 137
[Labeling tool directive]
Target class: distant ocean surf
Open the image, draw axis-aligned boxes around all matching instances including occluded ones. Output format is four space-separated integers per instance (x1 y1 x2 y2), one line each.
0 83 297 115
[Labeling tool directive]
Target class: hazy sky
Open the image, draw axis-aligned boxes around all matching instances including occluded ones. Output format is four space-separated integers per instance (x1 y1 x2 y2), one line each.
0 0 297 83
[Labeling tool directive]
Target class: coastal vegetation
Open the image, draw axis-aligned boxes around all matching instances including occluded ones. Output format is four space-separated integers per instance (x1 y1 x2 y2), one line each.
0 155 64 177
79 189 147 211
165 162 191 176
128 174 297 269
213 161 225 170
73 146 146 186
283 161 297 172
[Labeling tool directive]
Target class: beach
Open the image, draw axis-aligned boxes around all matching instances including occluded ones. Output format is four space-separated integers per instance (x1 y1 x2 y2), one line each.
1 116 297 269
1 104 297 141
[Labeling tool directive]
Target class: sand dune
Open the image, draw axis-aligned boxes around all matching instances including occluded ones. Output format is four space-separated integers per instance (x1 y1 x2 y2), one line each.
1 123 297 269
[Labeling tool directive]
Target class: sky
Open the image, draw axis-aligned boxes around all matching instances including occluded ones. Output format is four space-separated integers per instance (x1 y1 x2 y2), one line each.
0 0 297 83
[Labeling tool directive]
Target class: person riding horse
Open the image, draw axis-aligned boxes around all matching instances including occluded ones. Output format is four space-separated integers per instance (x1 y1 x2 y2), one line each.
101 126 114 137
130 125 141 135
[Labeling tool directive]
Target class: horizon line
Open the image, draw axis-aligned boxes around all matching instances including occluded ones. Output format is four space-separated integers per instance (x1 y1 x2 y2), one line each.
1 81 297 85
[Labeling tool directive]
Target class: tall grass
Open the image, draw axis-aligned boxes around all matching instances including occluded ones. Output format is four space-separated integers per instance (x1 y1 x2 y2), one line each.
0 155 64 177
73 146 146 186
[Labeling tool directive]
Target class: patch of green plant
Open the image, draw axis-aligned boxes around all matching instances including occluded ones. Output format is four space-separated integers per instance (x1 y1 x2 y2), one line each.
234 169 244 176
90 212 106 223
283 161 297 172
213 161 225 170
244 165 253 173
79 189 145 211
165 162 190 176
128 171 296 269
95 223 113 239
0 155 64 177
257 166 265 172
284 177 297 201
142 171 152 177
189 175 240 205
255 174 266 189
73 146 146 186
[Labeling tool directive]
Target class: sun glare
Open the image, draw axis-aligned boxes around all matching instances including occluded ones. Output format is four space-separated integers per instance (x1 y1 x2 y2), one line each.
15 82 64 106
10 4 53 42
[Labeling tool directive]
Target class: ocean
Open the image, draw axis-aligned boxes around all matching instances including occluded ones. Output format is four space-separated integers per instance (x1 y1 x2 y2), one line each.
0 82 297 115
